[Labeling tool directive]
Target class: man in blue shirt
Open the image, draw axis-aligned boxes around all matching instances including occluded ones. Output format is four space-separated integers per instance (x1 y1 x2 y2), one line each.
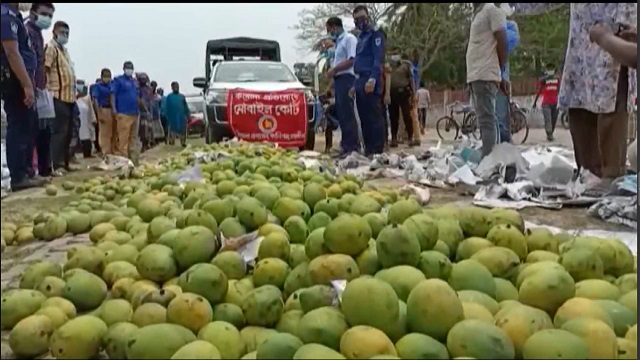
1 2 44 190
92 68 116 156
25 3 54 179
110 61 142 159
352 4 385 156
496 4 520 143
325 16 359 156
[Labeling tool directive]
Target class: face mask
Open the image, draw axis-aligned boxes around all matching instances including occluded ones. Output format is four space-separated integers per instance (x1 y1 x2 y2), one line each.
124 69 134 76
355 18 368 31
391 55 401 62
34 14 52 30
76 84 86 92
18 3 32 12
56 35 68 45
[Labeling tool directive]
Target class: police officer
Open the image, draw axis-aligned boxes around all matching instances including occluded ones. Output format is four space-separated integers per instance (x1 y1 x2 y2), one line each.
352 4 385 156
1 2 45 190
325 16 359 157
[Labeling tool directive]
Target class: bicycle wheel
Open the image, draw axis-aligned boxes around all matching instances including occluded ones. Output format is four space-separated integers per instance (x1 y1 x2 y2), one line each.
436 116 460 141
511 110 529 145
463 113 481 140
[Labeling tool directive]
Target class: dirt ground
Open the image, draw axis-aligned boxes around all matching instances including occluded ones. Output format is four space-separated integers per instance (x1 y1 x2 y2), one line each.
0 127 632 358
0 127 623 231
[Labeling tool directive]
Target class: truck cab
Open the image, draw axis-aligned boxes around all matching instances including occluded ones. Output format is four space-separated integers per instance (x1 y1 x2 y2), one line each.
193 37 316 149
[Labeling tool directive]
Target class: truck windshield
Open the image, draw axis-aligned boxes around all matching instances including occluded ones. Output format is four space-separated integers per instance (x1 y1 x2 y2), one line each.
213 62 297 83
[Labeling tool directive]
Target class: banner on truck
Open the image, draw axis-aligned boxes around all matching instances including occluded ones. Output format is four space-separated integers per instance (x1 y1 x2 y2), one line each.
227 89 307 147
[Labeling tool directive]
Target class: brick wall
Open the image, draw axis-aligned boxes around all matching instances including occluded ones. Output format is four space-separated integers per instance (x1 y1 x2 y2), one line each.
428 77 539 106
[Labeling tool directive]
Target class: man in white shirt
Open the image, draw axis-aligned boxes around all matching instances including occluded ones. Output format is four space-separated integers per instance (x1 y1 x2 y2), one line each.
416 82 430 134
325 17 359 156
466 3 508 158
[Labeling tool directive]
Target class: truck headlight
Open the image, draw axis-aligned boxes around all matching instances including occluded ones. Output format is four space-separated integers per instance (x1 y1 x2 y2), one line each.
207 90 227 104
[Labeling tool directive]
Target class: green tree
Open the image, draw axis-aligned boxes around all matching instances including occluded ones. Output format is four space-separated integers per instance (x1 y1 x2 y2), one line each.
291 3 394 52
510 4 570 77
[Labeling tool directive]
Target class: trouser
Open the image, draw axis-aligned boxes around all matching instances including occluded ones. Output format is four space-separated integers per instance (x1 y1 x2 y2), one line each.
3 88 38 185
333 74 359 153
569 65 629 179
381 100 389 148
114 114 138 158
418 108 427 130
80 139 92 158
470 80 499 158
160 115 168 142
542 104 558 136
96 107 117 155
355 76 385 155
410 98 421 141
94 123 101 154
389 86 414 142
34 128 51 176
496 89 511 143
568 109 628 179
628 138 637 173
51 98 75 169
25 124 52 177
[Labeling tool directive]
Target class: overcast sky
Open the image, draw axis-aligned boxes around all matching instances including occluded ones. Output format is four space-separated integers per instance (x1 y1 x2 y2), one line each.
36 3 319 93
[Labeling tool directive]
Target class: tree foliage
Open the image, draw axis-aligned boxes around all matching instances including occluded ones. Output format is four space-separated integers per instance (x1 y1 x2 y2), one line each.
291 3 394 52
293 3 570 88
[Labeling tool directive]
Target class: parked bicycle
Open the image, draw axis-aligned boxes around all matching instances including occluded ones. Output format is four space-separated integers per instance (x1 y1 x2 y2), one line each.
436 100 530 144
435 101 478 141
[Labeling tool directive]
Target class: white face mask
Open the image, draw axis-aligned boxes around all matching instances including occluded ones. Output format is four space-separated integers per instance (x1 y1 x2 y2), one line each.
18 3 33 12
391 55 401 62
124 69 134 76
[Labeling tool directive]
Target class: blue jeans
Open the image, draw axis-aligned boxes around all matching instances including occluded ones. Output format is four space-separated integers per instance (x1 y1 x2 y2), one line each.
496 90 511 143
470 81 499 158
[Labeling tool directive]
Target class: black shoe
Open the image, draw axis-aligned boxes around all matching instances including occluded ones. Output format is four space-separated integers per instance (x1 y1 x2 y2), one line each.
390 140 399 148
11 178 46 191
546 133 554 142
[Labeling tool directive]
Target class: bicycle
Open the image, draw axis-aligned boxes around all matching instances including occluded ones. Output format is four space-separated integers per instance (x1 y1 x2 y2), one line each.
436 101 478 141
509 100 529 145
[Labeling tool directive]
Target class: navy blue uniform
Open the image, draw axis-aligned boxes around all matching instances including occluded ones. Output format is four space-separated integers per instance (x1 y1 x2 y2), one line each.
354 25 385 155
1 4 38 185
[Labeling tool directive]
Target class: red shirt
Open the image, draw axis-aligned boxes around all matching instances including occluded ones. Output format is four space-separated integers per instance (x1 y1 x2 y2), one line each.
539 78 560 106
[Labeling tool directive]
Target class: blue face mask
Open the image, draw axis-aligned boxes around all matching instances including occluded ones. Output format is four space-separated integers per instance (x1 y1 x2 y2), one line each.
355 18 368 31
56 34 68 45
34 14 52 30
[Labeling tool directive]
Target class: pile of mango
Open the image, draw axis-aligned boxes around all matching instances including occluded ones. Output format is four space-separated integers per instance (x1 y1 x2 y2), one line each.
1 143 637 359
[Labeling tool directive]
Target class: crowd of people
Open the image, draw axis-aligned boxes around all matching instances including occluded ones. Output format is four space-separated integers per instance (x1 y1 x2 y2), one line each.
318 3 636 194
1 2 192 192
468 3 636 196
318 10 432 157
1 2 637 194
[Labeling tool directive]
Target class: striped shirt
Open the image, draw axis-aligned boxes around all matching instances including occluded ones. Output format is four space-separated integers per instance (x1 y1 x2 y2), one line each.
44 40 75 103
